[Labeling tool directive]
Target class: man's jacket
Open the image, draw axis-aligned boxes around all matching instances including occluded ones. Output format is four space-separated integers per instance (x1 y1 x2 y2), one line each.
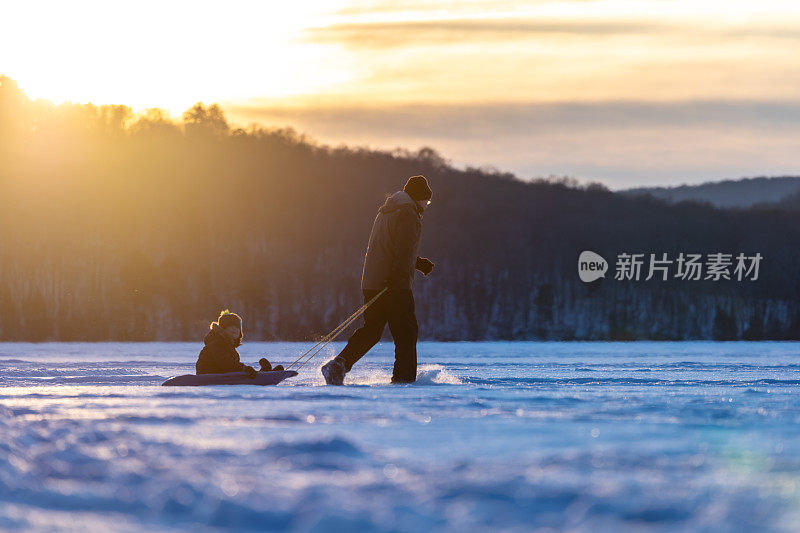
361 190 423 291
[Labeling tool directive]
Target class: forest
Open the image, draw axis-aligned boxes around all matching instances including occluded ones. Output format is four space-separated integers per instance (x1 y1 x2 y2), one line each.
2 75 800 341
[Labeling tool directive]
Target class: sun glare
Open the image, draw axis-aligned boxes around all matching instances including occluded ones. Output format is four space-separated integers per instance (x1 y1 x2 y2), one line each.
1 1 347 114
4 0 800 113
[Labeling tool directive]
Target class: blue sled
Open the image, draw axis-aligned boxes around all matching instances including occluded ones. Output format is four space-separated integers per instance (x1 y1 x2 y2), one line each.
162 370 298 386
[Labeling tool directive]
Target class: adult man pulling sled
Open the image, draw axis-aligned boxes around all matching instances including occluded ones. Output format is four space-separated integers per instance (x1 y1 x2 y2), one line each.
321 175 435 385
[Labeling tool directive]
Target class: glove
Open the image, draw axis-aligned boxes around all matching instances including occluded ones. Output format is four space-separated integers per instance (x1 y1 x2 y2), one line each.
243 365 257 378
415 257 435 276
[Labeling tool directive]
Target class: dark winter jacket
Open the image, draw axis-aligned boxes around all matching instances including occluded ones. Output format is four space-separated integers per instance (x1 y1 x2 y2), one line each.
361 191 424 290
196 323 247 374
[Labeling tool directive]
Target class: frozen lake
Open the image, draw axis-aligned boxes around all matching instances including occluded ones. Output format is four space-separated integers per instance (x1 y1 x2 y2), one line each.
1 341 800 532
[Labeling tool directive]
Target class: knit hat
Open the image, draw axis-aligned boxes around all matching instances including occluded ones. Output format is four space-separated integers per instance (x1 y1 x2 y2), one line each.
403 175 433 202
217 310 242 329
216 310 243 346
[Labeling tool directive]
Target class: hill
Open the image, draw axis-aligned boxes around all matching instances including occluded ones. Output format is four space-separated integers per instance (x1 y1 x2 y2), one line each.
622 176 800 208
2 75 800 341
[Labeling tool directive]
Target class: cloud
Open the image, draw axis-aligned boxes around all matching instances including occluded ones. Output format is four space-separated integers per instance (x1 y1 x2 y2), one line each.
226 99 800 137
303 18 675 47
303 17 800 48
222 99 800 188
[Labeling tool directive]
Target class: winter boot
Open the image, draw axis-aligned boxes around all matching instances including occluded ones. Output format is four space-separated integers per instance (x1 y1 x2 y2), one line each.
321 356 347 385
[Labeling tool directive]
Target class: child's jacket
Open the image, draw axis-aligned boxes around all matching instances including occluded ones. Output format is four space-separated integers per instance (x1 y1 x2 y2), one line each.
196 323 247 374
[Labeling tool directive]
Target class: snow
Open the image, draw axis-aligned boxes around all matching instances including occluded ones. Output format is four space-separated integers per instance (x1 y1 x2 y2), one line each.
1 341 800 532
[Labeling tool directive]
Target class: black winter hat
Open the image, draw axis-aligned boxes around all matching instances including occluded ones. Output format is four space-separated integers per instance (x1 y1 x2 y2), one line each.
217 310 242 329
403 175 433 202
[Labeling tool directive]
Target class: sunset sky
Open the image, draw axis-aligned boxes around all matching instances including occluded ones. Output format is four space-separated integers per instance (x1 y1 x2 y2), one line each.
3 0 800 188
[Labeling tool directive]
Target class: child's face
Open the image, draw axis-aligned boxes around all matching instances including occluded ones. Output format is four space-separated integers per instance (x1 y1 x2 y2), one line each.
223 325 241 340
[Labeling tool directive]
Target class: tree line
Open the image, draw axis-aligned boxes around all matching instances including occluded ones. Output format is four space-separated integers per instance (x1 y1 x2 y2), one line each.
2 75 800 341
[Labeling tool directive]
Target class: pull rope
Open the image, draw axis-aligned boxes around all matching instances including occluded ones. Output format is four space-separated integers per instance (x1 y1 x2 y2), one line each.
285 293 376 370
287 288 388 371
293 308 364 371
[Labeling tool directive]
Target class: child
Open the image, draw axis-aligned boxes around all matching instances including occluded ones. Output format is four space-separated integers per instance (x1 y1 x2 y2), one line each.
196 310 282 375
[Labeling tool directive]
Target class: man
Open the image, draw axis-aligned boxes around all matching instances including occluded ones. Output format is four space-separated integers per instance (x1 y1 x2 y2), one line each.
321 175 435 385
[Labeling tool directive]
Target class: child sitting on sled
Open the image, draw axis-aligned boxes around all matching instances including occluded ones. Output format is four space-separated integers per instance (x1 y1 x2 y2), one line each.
196 310 283 375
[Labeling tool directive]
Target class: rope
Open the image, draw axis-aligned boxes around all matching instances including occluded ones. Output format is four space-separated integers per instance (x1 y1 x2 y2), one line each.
292 288 388 371
287 288 388 371
285 305 365 370
285 294 375 370
293 309 363 371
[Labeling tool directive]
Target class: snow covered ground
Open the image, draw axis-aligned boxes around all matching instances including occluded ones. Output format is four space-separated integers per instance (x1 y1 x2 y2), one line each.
1 341 800 532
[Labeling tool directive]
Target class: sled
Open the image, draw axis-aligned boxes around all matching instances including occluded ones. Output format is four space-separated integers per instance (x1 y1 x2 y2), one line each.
161 370 297 386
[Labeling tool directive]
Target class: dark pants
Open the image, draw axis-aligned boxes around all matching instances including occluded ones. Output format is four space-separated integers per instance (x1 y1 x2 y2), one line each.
336 289 418 383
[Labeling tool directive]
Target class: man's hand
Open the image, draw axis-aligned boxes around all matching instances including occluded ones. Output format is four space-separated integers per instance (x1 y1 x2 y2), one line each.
243 365 258 378
415 257 435 276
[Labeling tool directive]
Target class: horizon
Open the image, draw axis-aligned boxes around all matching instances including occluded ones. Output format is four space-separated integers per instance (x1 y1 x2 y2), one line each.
4 0 800 189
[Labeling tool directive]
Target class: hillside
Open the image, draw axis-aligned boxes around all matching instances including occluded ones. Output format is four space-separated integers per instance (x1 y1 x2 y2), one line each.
2 75 800 341
622 176 800 208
